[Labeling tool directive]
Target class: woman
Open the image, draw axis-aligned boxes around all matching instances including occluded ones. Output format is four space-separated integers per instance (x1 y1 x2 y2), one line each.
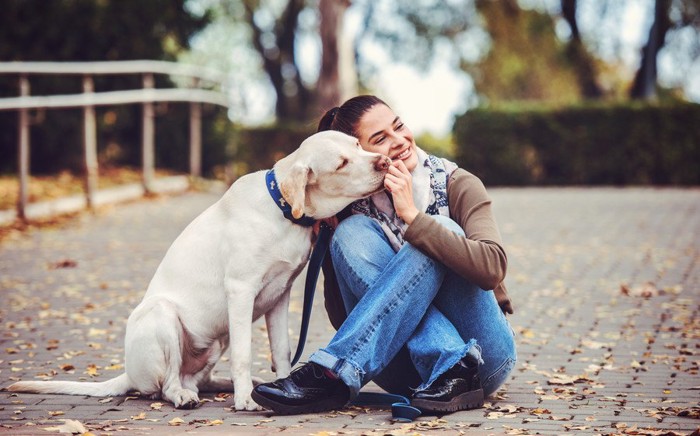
252 95 516 415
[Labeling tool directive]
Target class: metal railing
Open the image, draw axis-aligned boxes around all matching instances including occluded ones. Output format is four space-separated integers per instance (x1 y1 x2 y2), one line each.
0 60 229 221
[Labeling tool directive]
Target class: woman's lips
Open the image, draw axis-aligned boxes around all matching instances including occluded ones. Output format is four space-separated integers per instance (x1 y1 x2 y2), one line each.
394 147 411 160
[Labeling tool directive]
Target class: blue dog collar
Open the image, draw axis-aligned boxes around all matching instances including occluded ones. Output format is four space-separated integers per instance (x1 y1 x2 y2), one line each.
266 169 316 227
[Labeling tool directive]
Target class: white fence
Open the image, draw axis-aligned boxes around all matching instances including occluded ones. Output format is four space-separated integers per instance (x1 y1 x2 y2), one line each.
0 60 229 221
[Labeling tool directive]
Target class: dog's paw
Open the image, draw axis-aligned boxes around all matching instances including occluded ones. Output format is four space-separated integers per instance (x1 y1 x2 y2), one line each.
173 389 200 409
234 394 262 411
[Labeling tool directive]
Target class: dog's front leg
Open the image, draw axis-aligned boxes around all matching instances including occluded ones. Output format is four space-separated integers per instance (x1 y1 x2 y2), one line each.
226 279 261 411
265 289 292 378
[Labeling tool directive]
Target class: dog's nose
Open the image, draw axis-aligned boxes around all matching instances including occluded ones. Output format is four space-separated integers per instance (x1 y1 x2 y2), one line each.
375 155 391 171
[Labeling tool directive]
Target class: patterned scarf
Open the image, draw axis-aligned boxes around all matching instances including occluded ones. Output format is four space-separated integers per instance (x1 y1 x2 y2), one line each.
351 147 458 252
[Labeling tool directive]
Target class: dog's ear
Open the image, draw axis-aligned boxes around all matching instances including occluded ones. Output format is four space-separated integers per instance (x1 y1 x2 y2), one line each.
280 164 311 219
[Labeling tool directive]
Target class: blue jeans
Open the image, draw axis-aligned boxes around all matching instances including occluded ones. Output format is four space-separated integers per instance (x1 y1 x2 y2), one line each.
309 214 516 399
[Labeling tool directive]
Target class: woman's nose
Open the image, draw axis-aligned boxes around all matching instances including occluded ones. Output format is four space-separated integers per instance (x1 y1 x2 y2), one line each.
388 132 403 148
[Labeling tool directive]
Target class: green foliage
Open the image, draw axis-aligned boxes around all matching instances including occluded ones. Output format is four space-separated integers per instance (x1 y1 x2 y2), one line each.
226 124 317 178
0 0 215 175
453 102 700 185
416 132 456 160
0 0 209 62
469 1 583 104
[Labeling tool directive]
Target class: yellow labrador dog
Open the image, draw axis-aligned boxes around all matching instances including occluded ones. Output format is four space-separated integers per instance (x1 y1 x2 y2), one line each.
8 130 390 411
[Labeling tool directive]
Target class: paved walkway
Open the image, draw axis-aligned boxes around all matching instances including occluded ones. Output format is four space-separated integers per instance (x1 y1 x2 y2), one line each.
0 188 698 435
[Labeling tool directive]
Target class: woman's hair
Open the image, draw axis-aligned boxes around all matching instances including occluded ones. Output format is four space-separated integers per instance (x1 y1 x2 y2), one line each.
317 95 389 136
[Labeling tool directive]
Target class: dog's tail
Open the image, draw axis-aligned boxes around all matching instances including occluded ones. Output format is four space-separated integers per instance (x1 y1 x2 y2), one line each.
6 373 132 397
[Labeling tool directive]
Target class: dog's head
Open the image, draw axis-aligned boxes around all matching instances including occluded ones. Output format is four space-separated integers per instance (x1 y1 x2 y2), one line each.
276 130 390 220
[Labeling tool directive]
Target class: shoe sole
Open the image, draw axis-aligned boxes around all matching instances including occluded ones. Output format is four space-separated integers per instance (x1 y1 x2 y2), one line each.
251 389 348 415
411 388 485 414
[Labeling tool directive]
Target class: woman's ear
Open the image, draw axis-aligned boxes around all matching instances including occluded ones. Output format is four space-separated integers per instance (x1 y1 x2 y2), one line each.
280 164 310 219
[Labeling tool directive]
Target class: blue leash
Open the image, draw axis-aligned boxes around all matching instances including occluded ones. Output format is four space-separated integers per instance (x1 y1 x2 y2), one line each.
290 222 421 422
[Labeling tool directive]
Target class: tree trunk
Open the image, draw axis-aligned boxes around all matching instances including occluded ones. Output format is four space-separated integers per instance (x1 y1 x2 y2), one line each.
242 0 308 122
561 0 603 98
317 0 355 113
630 0 672 100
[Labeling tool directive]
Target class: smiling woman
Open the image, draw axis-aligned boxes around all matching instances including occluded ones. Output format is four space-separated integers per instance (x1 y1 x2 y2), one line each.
252 95 517 416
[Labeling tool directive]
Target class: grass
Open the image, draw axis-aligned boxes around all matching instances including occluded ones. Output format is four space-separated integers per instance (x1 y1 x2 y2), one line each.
0 167 181 210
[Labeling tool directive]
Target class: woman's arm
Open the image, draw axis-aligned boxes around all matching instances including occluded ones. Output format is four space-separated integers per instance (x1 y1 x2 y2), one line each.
404 169 507 291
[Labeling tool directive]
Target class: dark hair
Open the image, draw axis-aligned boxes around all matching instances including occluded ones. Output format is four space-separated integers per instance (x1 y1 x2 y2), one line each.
317 95 389 136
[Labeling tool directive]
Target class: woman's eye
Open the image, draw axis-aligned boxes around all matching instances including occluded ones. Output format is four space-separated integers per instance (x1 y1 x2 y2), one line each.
337 158 349 170
396 123 404 130
375 136 386 145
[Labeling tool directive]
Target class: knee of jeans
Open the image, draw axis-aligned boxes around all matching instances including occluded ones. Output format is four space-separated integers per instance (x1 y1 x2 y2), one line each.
331 215 385 265
333 215 378 244
430 214 465 236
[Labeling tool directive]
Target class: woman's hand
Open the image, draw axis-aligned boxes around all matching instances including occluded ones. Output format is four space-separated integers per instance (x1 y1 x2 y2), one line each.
384 160 419 224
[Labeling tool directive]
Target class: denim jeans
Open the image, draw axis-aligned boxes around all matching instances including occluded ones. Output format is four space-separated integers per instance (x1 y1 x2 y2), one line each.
309 214 517 399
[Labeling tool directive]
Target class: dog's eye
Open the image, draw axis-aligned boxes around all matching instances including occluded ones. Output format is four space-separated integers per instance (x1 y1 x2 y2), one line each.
337 158 349 170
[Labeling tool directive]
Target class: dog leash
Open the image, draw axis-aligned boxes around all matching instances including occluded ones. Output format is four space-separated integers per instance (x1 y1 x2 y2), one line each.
290 222 421 422
290 221 332 366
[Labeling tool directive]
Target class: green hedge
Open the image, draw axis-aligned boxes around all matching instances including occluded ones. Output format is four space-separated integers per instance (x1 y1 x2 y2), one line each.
227 124 316 177
453 102 700 186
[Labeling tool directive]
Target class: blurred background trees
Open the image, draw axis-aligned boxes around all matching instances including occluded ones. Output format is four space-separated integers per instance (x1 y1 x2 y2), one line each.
195 0 699 120
1 0 698 184
0 0 218 175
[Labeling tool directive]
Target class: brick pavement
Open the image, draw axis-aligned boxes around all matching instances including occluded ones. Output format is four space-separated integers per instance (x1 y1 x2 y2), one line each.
0 188 698 435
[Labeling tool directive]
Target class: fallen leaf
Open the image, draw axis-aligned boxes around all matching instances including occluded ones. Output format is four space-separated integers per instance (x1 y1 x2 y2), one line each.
214 392 231 402
87 328 107 337
84 364 99 377
168 417 185 426
43 419 87 434
503 426 529 435
48 411 64 416
150 402 163 410
548 375 578 385
46 339 60 350
493 404 520 413
131 412 146 420
49 259 78 269
564 425 590 431
621 282 659 298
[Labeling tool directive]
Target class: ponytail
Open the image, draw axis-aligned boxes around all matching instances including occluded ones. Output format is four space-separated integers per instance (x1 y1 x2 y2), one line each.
317 107 339 132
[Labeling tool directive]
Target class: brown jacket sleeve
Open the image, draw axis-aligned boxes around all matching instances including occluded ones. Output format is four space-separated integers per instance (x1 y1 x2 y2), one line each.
404 169 513 314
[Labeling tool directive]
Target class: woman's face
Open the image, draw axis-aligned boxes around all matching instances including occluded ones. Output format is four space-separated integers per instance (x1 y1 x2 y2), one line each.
355 104 419 172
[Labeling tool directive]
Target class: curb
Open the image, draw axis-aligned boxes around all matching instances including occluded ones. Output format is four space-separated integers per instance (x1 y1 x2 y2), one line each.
0 175 192 226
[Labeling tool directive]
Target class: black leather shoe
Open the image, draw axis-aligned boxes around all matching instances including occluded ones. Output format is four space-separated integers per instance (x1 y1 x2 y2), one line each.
251 362 350 415
411 354 484 413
